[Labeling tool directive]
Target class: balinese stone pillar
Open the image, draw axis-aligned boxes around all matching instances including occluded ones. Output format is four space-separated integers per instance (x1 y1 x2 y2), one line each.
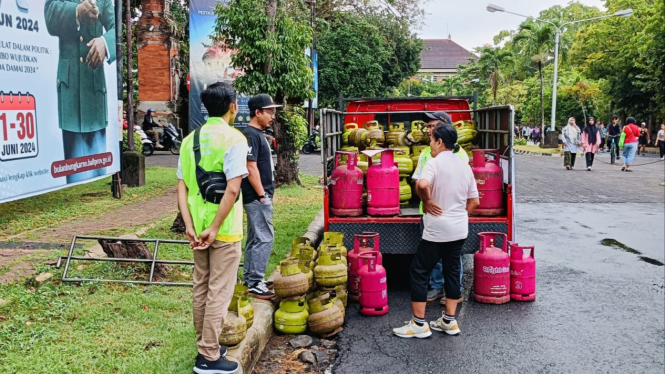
136 0 180 127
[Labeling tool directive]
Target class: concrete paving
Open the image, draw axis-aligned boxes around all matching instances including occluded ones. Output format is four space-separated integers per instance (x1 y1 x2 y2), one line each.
333 154 665 374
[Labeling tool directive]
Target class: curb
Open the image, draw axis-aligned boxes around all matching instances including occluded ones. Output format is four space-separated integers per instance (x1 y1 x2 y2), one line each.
231 208 325 374
514 149 562 157
226 300 275 374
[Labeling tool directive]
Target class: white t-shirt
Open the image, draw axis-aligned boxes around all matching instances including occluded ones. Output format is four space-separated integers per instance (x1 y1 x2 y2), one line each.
420 151 479 242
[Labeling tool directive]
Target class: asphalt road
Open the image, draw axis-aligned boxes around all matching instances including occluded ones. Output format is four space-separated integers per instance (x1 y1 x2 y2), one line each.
333 154 665 374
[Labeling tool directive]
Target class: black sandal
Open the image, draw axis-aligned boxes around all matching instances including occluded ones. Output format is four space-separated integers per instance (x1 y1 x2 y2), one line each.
621 167 626 171
625 169 633 172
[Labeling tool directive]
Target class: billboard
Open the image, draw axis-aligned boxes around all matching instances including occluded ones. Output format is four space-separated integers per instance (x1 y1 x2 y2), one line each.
189 0 249 131
0 0 120 203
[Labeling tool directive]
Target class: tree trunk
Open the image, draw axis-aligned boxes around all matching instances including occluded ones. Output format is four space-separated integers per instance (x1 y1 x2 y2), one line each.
98 239 171 278
274 102 301 187
264 0 277 75
539 61 545 143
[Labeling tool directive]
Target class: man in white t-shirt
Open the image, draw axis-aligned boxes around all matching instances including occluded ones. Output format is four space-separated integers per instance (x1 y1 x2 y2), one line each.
393 122 479 339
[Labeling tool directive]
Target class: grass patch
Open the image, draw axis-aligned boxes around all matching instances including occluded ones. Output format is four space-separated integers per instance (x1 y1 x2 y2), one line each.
515 145 561 154
0 167 178 238
0 174 322 373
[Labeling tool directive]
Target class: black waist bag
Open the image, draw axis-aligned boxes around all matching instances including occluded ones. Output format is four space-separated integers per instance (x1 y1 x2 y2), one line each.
193 126 234 204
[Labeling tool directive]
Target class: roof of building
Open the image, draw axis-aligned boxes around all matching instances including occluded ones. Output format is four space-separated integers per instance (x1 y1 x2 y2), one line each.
420 39 477 70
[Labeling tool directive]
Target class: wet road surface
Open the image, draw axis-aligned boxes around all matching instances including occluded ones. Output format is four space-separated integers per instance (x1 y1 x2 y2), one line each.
333 154 665 373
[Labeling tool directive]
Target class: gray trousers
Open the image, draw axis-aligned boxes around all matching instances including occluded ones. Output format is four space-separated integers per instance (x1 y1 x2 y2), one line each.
243 197 274 286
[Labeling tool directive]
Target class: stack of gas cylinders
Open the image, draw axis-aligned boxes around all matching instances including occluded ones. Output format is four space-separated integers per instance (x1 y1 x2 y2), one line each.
273 233 348 337
332 120 507 218
473 232 536 304
331 149 401 217
271 231 390 337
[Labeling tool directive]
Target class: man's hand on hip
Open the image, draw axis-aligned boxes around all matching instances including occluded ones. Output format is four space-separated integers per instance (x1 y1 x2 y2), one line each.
86 37 107 69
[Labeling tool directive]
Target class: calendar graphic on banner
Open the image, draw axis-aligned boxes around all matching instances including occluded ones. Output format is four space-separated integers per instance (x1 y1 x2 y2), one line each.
0 92 39 162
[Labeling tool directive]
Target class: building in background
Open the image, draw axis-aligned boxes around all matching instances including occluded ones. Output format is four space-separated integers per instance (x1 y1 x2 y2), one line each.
417 37 476 81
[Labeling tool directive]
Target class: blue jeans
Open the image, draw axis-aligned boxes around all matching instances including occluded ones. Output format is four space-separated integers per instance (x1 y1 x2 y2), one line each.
623 142 637 166
62 129 107 184
430 257 464 292
243 197 274 286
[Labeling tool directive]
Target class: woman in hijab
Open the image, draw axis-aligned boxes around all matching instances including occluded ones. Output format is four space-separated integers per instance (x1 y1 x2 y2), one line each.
562 117 581 170
581 117 601 171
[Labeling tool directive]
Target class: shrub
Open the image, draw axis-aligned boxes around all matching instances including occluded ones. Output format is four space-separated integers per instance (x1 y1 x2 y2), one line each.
123 130 143 153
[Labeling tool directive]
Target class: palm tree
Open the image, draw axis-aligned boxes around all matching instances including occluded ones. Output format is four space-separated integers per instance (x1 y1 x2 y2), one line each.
513 21 556 137
474 46 513 105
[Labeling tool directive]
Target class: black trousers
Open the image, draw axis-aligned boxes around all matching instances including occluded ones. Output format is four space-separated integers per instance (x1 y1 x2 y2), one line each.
660 142 665 158
585 152 595 167
410 238 465 302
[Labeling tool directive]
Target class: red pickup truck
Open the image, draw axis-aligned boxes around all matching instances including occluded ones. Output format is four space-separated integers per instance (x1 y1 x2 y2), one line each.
319 96 516 254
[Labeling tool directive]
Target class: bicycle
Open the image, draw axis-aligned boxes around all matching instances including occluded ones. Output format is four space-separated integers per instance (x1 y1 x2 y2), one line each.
608 134 620 164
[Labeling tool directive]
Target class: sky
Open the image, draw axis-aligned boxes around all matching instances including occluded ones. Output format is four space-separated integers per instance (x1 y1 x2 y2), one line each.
419 0 606 51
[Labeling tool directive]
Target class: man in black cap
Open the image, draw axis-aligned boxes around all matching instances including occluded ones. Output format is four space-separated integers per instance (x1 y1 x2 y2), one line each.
241 94 282 299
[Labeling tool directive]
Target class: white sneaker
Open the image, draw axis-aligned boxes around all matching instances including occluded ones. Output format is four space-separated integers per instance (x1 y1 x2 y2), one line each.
429 316 461 335
392 320 432 338
661 157 664 161
587 167 592 171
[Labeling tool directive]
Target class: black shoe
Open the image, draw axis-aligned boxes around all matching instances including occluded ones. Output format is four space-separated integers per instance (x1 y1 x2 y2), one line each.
248 282 276 300
196 346 226 362
194 355 238 374
264 281 274 290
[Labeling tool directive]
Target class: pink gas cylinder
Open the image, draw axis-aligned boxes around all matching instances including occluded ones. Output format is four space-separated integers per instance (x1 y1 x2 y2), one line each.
348 233 383 302
509 243 536 301
358 251 388 316
330 151 364 216
471 149 504 216
474 232 510 304
362 149 400 216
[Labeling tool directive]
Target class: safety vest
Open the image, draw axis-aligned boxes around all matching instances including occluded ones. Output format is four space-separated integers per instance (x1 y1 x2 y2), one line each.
180 117 246 243
415 147 470 214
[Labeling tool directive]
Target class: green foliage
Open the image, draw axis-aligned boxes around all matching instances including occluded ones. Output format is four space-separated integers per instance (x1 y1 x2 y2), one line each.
213 0 313 103
279 106 309 156
213 0 313 185
515 138 527 146
317 13 386 107
122 130 143 153
446 0 663 128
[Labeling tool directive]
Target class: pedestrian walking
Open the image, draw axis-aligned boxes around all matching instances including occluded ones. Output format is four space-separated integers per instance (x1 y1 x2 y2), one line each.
621 117 641 172
532 126 541 145
394 122 479 338
637 122 650 156
656 124 665 160
581 117 601 171
176 82 246 374
412 111 467 305
522 125 529 139
562 117 581 170
599 123 606 152
241 94 282 300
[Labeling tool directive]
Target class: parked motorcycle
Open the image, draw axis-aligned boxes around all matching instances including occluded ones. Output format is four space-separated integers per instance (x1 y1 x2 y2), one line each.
301 126 321 154
132 126 154 156
147 123 182 155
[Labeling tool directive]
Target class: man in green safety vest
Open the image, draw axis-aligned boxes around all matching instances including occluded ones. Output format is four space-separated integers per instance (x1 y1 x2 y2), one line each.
176 82 246 374
411 111 468 306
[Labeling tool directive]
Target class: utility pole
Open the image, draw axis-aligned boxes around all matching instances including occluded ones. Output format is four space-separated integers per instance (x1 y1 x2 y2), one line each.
126 0 134 151
307 0 315 129
112 0 124 198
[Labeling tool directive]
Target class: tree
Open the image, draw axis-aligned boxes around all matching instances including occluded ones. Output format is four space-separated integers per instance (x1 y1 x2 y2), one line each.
317 12 386 107
213 0 313 186
513 21 556 134
473 46 513 105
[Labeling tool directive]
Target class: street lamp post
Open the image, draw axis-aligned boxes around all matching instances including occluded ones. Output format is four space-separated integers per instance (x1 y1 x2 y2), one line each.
486 4 633 132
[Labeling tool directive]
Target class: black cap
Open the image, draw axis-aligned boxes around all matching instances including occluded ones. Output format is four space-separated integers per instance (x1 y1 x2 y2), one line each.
248 94 282 114
424 111 452 124
626 117 636 124
588 117 595 121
